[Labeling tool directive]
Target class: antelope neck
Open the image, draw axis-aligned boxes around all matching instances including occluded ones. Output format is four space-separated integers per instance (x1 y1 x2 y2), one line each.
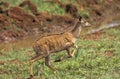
71 20 82 38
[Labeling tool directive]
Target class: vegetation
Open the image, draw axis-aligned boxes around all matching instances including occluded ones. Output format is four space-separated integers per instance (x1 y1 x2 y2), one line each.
0 27 120 79
2 0 90 17
0 0 120 79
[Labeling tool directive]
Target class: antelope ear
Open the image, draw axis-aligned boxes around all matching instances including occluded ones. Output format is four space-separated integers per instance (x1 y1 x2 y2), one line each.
78 16 82 21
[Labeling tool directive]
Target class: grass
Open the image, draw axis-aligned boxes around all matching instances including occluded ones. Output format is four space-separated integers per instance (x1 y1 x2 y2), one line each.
0 0 120 79
2 0 90 17
0 27 120 79
2 0 66 15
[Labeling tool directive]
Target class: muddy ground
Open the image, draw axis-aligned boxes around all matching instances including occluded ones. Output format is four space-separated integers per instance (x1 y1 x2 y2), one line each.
0 0 120 42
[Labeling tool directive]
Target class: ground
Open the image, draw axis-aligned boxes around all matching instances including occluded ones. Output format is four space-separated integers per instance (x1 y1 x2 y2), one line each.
0 0 120 42
0 25 120 79
0 0 120 79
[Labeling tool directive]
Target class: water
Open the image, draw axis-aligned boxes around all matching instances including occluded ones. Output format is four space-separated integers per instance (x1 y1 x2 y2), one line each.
0 21 120 52
88 22 120 34
0 34 40 51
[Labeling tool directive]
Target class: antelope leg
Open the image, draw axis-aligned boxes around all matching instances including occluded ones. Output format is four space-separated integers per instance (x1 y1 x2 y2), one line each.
70 44 78 56
54 45 78 62
45 55 56 71
54 48 74 62
30 55 44 76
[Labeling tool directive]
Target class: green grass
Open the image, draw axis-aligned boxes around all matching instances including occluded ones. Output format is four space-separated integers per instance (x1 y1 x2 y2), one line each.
0 0 119 78
1 0 90 17
2 0 66 15
0 27 120 79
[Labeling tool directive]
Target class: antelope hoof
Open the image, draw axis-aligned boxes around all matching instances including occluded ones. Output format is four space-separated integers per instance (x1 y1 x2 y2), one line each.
54 58 62 62
68 55 73 58
68 53 74 58
74 45 78 49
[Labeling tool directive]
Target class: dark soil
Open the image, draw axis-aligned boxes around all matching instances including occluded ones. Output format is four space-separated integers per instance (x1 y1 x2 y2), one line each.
0 0 120 42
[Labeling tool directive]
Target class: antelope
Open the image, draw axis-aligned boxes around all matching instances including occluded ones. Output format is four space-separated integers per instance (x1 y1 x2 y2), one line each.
29 16 90 77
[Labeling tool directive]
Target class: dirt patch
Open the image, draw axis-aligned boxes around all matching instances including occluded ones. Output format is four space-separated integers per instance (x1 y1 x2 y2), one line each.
19 0 38 15
84 31 104 40
0 0 120 42
0 0 79 42
51 0 78 18
8 6 39 30
0 14 10 30
104 50 115 57
77 0 120 23
0 30 26 41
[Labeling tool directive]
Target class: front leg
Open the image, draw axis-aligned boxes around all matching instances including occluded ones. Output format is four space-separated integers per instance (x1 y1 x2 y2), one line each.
66 48 73 58
70 44 78 57
54 45 78 62
54 49 70 62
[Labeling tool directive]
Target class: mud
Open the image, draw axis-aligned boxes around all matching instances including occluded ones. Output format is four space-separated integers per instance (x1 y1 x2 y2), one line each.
0 0 120 42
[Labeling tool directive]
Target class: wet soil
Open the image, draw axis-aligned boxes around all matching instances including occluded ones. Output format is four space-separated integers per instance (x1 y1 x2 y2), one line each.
0 0 120 42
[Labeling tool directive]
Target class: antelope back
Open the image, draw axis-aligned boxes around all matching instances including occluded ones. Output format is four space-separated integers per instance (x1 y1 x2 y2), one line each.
33 32 75 55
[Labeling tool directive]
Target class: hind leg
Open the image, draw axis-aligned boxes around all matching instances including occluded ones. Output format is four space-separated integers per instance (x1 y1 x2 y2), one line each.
45 55 56 71
30 55 44 76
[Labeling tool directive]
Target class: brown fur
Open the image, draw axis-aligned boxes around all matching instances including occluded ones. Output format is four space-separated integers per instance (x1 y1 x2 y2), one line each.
29 16 90 77
33 32 75 55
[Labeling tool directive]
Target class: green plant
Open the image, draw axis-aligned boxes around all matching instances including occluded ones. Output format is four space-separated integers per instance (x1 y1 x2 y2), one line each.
0 27 120 79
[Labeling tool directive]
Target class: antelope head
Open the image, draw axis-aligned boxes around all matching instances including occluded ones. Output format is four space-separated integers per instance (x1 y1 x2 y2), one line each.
79 16 91 27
